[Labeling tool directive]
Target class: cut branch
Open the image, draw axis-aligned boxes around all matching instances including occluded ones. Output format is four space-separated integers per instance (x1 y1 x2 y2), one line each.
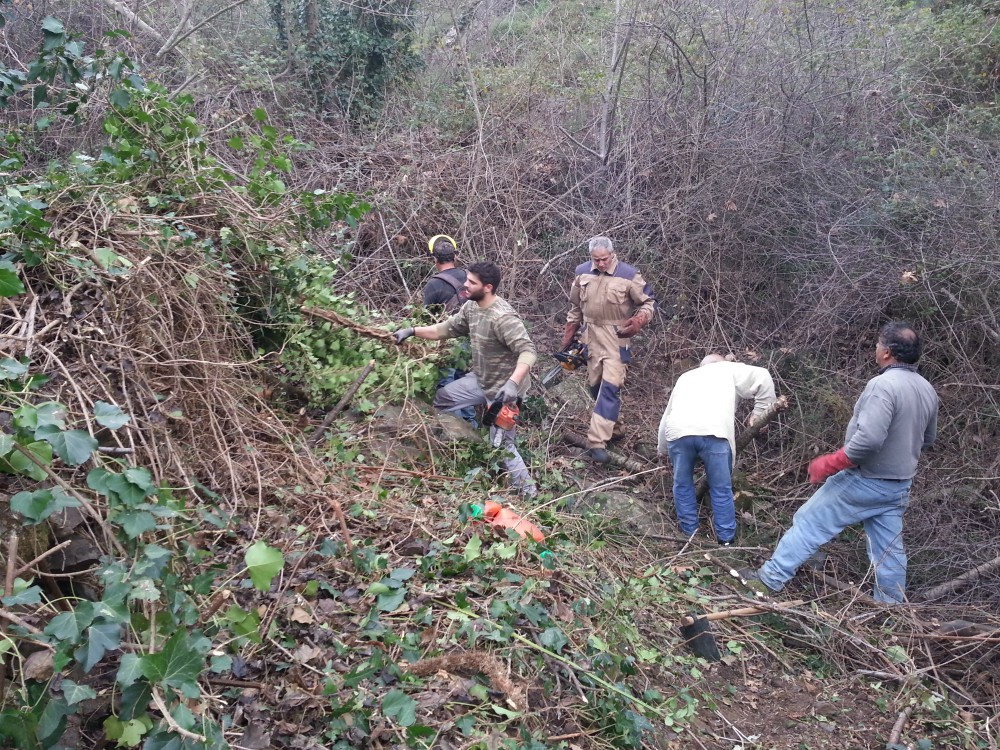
308 359 376 447
916 554 1000 602
99 0 170 49
156 0 254 59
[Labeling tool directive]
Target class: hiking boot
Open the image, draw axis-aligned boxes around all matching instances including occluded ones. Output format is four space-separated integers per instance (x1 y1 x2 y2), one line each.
587 447 611 464
717 538 734 548
733 567 773 599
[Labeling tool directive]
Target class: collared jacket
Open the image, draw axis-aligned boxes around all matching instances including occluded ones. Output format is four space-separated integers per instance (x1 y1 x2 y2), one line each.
566 257 655 337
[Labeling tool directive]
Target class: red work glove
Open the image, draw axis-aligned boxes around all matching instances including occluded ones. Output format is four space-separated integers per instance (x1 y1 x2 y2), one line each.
616 313 648 339
807 448 855 484
561 321 580 350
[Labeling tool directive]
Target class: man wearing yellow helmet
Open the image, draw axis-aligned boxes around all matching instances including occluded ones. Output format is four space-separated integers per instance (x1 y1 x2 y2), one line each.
424 235 468 314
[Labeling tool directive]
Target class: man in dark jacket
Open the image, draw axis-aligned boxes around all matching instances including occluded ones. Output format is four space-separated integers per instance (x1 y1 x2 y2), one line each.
423 235 467 312
743 321 938 602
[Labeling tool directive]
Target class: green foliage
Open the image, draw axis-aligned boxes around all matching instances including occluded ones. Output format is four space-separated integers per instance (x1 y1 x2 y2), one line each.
268 0 421 121
0 16 135 129
0 375 228 748
273 252 443 408
245 540 285 590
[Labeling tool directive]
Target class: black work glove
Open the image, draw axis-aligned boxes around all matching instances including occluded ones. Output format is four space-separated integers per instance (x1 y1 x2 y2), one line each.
494 379 520 404
393 327 415 344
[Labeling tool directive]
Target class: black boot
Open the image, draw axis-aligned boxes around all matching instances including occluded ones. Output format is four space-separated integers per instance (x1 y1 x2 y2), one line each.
587 447 611 463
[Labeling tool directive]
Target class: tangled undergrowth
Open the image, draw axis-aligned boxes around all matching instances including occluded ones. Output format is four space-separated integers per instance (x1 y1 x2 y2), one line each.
1 18 999 750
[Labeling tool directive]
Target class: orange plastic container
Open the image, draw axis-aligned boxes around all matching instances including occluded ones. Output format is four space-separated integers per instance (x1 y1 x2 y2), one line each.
472 501 545 543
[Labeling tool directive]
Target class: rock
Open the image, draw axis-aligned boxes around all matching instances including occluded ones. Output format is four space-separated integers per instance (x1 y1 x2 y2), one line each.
50 533 102 570
571 488 676 536
544 372 594 422
366 402 484 465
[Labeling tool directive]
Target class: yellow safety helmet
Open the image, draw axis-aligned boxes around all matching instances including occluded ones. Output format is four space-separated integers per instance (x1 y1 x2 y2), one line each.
427 234 458 255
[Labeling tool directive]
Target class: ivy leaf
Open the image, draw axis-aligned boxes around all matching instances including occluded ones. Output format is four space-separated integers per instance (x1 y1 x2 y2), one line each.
539 627 569 654
119 680 152 721
75 622 121 673
140 630 207 697
62 679 98 705
104 716 148 748
46 602 95 643
2 585 42 606
37 696 72 748
4 440 52 481
109 87 131 109
41 16 65 34
38 428 98 466
244 540 284 591
117 653 143 688
382 689 417 727
117 510 157 539
0 432 13 456
0 267 25 297
464 534 482 562
10 488 80 524
33 402 68 431
93 401 130 430
377 587 406 612
0 357 28 380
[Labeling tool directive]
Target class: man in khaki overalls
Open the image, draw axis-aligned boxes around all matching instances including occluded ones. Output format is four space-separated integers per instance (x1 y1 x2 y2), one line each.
562 236 656 463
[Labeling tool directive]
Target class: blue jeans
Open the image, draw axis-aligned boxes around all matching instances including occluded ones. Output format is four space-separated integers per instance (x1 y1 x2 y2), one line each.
667 435 735 542
759 469 911 603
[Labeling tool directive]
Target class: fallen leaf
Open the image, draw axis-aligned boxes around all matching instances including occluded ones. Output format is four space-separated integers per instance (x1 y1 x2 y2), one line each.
24 651 54 681
901 270 919 285
725 200 737 211
707 212 718 222
289 606 313 625
933 197 948 208
293 644 320 664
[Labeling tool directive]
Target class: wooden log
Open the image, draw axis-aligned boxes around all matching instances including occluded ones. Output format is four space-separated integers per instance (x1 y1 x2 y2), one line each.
696 395 789 500
561 431 652 475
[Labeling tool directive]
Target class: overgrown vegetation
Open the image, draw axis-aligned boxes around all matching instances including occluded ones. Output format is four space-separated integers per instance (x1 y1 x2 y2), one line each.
2 2 1000 749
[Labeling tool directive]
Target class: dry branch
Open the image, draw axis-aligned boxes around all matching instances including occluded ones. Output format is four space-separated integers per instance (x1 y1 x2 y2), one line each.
916 554 1000 602
308 359 377 447
301 306 394 342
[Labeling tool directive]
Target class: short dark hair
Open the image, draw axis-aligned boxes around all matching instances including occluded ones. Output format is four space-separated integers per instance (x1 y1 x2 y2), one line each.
431 237 456 263
467 261 501 293
879 321 921 364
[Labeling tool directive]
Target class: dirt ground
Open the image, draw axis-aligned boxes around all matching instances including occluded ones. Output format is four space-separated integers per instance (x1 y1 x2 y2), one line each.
690 661 891 750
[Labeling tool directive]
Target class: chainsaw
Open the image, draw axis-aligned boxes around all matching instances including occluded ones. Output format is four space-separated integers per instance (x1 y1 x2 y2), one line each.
540 340 587 387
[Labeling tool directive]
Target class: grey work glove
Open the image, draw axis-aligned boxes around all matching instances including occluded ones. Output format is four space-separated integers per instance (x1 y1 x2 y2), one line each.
494 379 520 404
393 327 415 344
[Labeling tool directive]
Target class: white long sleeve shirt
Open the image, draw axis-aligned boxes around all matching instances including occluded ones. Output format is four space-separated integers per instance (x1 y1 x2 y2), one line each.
657 361 776 464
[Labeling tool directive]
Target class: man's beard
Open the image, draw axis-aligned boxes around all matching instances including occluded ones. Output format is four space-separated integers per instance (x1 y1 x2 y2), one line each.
466 288 485 301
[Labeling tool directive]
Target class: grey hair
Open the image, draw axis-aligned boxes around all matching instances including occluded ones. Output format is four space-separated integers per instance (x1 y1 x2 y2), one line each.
700 354 726 366
588 236 614 254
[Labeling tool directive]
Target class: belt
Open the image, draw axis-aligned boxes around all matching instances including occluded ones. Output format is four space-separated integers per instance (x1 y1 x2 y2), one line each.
583 318 628 326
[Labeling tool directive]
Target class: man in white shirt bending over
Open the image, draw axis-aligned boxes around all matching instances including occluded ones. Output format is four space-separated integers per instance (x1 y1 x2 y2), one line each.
657 355 776 545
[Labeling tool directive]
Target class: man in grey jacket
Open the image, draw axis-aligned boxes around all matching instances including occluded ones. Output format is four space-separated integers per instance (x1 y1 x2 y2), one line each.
744 322 938 602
